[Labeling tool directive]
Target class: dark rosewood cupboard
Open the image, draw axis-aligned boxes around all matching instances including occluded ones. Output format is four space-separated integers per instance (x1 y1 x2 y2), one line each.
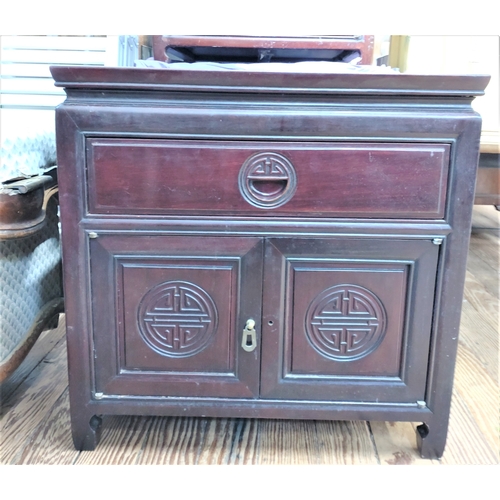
51 65 489 458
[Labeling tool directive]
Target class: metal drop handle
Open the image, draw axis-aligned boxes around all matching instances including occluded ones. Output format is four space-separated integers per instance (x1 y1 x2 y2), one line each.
242 319 257 352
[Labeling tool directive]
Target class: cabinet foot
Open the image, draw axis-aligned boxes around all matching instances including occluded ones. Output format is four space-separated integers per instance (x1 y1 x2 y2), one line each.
416 423 446 459
71 414 103 451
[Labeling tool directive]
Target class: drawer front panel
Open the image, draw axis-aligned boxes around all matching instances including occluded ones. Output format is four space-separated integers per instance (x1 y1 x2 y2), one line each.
86 139 450 218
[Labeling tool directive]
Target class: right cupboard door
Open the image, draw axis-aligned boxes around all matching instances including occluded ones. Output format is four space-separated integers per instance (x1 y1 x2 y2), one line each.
260 237 440 404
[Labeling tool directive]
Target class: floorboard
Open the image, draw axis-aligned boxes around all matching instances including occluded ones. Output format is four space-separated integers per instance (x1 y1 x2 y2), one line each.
76 415 154 465
137 416 209 465
0 317 65 409
370 421 438 465
16 388 79 465
0 333 68 464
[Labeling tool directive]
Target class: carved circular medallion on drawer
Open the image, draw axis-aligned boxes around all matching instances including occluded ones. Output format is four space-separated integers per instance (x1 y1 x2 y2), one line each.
305 284 387 361
138 281 218 357
238 152 297 209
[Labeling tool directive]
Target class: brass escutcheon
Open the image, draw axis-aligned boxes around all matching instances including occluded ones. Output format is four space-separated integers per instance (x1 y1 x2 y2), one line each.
242 319 257 352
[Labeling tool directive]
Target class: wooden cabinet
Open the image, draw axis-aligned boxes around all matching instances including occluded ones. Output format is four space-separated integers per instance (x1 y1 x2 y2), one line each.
51 65 489 459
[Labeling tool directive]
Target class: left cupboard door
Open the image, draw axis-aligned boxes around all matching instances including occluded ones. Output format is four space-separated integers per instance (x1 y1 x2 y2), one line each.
89 234 263 399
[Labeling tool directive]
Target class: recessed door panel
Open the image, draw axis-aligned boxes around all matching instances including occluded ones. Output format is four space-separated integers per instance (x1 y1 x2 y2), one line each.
121 261 234 373
290 262 407 377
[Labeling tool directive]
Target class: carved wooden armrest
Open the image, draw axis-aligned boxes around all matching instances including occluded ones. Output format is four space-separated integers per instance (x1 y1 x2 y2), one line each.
0 173 58 240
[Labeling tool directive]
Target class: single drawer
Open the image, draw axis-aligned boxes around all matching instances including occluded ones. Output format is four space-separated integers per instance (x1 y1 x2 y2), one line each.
86 139 450 218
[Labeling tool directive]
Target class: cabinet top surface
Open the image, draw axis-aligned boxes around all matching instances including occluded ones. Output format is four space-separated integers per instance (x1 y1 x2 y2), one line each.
50 65 490 98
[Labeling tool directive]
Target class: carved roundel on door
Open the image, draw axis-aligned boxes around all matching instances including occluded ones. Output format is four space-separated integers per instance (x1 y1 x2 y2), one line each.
238 152 297 209
137 281 218 358
305 284 387 361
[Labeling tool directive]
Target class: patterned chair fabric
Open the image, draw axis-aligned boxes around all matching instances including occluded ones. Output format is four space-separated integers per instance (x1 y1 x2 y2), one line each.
0 109 57 183
0 109 63 381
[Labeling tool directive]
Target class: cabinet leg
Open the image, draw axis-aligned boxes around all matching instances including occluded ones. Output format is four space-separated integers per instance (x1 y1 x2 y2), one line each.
416 422 447 459
71 414 103 450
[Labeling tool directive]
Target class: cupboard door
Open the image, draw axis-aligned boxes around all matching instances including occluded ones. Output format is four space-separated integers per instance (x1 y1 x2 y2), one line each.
90 234 263 399
261 238 439 404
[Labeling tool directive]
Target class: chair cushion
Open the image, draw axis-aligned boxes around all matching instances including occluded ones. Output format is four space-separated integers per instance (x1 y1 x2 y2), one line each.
1 109 57 183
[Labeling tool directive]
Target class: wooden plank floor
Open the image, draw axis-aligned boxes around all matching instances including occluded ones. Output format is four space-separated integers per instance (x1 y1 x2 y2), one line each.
1 206 498 465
